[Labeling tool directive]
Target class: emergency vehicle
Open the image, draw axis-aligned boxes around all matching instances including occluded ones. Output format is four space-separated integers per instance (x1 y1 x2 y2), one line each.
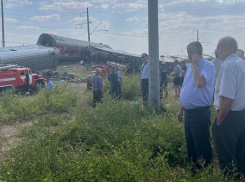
0 65 45 93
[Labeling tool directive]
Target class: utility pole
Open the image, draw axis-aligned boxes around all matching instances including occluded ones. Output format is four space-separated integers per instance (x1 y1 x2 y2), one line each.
148 0 160 108
86 7 90 42
1 0 5 47
77 8 107 41
193 30 199 42
197 30 199 42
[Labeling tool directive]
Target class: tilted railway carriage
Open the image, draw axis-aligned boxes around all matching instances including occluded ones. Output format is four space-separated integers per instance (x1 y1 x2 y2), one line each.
37 33 142 72
0 33 143 73
37 33 111 62
0 45 60 71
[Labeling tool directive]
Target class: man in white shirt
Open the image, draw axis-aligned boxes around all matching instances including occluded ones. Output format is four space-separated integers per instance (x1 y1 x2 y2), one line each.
212 49 223 82
213 36 245 176
171 60 181 97
140 53 149 105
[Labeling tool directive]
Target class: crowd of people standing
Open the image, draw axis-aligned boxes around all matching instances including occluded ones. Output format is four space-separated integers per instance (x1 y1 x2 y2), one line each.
139 36 245 178
91 36 245 178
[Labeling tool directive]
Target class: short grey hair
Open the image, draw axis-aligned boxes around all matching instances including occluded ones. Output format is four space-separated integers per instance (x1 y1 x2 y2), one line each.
187 41 203 55
219 36 238 52
95 68 101 72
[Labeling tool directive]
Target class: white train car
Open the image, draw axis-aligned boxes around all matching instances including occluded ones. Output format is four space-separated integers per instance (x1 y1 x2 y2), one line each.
0 45 60 71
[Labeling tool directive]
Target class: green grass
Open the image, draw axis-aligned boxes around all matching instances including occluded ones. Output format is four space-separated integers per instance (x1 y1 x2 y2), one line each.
0 74 242 182
0 86 77 123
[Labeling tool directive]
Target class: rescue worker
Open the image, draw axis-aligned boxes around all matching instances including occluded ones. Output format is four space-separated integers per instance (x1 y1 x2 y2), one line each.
108 67 119 98
46 78 54 91
116 67 123 98
92 68 103 107
60 77 65 87
160 63 168 99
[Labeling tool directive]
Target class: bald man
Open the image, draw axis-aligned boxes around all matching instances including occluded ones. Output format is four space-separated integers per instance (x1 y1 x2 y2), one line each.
213 36 245 176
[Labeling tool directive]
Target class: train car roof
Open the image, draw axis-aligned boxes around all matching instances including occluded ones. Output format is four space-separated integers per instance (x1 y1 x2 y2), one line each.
93 47 141 58
37 33 111 49
160 57 176 63
0 45 59 59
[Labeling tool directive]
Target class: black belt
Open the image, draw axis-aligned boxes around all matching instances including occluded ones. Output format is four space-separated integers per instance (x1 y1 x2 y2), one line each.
185 106 210 113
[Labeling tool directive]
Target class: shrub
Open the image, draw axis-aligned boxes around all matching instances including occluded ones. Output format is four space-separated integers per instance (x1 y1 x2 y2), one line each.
0 87 77 123
103 74 141 101
121 74 141 100
0 75 242 182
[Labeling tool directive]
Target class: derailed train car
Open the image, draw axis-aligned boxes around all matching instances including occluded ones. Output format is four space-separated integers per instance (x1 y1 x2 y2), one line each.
37 33 111 62
0 45 60 71
88 46 141 73
37 33 142 72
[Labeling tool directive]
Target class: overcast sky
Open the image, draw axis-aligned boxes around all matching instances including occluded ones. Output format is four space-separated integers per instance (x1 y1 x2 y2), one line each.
2 0 245 56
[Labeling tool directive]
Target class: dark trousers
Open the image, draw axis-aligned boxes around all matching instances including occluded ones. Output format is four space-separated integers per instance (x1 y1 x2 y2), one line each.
160 82 168 99
181 76 184 86
212 109 245 175
184 107 213 169
141 79 148 104
111 84 118 98
118 84 122 98
93 90 102 107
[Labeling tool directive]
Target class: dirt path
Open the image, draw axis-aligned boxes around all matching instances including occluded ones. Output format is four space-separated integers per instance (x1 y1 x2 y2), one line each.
0 121 33 157
0 82 88 154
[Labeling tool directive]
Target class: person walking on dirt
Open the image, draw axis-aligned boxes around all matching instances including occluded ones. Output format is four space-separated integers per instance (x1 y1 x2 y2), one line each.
92 68 103 107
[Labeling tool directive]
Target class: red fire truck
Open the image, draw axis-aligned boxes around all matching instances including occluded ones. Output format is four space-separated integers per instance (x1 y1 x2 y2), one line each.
0 65 45 93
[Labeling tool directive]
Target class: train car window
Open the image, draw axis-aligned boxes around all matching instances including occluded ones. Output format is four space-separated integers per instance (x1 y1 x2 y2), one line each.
20 70 24 75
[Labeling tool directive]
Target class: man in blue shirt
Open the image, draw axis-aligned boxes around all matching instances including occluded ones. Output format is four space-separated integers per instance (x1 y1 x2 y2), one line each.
108 67 119 98
116 67 123 98
140 53 149 105
179 41 215 172
47 78 53 91
92 68 103 107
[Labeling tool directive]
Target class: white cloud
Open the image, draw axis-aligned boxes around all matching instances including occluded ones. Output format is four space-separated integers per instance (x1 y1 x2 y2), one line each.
17 26 39 30
4 18 18 23
125 17 140 22
5 3 13 9
39 2 93 12
113 3 145 13
122 28 147 37
101 4 109 9
20 0 33 5
30 14 60 21
161 0 245 6
159 12 245 30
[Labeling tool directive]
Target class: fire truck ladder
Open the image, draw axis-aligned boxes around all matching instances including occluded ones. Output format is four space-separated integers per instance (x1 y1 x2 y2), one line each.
0 64 18 71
